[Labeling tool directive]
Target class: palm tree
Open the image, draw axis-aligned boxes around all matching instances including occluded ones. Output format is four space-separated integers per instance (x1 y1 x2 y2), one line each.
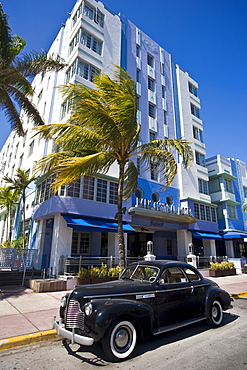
34 66 193 271
3 169 36 248
0 3 66 136
0 186 20 242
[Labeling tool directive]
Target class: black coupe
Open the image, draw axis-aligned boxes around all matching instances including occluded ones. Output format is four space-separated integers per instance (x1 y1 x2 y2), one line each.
53 260 231 361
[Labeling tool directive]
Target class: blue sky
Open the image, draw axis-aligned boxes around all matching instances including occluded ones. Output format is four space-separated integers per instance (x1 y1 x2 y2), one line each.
1 0 246 162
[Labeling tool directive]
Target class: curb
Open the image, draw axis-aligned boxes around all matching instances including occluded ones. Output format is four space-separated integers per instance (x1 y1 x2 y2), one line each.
230 291 247 299
0 329 57 352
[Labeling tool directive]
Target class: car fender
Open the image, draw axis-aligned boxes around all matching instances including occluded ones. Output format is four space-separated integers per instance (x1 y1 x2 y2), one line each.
204 286 231 317
85 298 154 341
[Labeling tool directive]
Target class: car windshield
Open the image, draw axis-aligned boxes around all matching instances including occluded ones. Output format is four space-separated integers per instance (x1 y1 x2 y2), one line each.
121 265 159 282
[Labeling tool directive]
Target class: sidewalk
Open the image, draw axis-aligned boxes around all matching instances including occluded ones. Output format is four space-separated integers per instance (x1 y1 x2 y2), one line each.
0 273 247 351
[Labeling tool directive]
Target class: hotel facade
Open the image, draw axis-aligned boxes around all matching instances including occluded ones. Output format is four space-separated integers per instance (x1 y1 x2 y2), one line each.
0 0 246 274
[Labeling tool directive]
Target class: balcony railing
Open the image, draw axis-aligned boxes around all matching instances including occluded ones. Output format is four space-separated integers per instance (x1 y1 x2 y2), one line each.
0 248 37 270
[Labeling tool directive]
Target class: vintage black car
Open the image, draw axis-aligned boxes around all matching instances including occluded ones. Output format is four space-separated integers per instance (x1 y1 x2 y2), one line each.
53 260 231 361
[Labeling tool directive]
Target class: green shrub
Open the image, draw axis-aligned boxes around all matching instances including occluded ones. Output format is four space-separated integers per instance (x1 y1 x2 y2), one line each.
108 265 121 277
78 267 88 278
210 261 235 270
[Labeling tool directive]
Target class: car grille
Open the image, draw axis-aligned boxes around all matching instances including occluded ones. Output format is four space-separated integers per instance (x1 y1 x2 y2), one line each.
65 299 85 330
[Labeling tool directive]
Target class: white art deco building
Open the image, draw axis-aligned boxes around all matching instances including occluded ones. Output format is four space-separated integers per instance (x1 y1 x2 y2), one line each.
1 0 246 274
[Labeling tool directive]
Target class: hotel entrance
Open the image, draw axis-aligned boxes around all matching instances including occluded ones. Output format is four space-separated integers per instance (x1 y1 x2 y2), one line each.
127 232 153 257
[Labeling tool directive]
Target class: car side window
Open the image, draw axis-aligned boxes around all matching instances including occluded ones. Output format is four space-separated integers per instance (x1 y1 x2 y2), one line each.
159 267 188 284
184 267 201 281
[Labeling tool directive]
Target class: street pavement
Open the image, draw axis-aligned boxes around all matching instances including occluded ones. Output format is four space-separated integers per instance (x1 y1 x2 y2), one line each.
0 273 247 351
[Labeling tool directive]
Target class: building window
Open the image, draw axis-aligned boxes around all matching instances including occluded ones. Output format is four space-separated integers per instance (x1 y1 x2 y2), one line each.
190 103 200 119
193 126 203 142
148 103 155 118
225 179 233 193
162 86 165 99
149 130 156 142
136 69 140 83
36 174 55 204
72 3 82 26
109 182 118 204
136 96 140 110
167 239 173 255
148 77 155 92
147 53 154 67
71 230 90 255
227 204 236 219
77 59 100 82
195 151 205 167
151 163 158 181
81 29 103 55
194 202 217 222
136 45 140 57
67 179 81 198
208 178 221 193
244 186 247 198
60 100 71 120
83 2 104 27
164 111 167 125
96 178 107 203
28 141 34 157
160 62 164 75
82 175 94 200
19 154 23 168
188 82 198 97
198 178 209 195
37 90 43 104
137 157 141 175
211 207 217 222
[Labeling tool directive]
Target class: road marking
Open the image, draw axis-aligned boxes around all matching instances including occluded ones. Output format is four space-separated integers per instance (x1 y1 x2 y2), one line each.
0 329 57 351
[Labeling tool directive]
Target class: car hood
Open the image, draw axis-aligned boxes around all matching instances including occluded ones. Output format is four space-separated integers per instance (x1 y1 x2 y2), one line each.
70 279 155 300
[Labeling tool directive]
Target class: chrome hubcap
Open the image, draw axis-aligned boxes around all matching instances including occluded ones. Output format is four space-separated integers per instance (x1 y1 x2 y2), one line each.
115 328 130 348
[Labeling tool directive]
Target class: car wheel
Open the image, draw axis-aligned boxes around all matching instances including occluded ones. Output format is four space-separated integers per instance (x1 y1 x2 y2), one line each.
102 319 137 361
208 300 223 327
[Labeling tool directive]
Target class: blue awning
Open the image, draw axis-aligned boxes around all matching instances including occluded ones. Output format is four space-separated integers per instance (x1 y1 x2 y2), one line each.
223 232 247 239
191 231 222 240
62 215 134 233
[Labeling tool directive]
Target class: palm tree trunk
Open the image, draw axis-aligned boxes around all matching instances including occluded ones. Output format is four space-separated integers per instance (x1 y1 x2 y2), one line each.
117 161 126 271
22 193 26 248
7 207 11 242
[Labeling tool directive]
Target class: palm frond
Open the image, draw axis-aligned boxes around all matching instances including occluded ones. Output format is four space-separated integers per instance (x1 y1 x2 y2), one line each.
13 50 66 78
0 3 12 61
0 87 25 135
123 161 138 200
6 84 44 126
51 152 116 191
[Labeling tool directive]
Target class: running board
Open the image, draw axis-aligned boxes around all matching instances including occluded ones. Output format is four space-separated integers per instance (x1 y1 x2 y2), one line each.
153 317 207 336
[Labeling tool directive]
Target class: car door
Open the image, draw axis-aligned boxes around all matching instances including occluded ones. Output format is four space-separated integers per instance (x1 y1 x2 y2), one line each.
155 267 196 328
183 266 211 318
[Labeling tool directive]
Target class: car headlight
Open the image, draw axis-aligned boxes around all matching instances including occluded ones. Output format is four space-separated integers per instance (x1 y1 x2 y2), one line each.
60 296 67 308
84 302 93 316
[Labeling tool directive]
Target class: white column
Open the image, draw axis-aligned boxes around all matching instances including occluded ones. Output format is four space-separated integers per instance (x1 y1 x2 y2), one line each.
225 240 234 258
177 229 192 260
33 220 46 270
203 239 216 257
50 214 72 276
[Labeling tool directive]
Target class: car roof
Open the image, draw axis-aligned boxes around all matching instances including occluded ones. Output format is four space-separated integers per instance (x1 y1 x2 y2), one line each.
129 260 188 268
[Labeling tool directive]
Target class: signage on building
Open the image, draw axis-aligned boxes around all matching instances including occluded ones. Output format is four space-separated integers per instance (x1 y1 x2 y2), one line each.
135 198 192 217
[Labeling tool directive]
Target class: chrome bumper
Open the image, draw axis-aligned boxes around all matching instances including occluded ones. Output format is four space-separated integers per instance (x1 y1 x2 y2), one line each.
52 316 94 346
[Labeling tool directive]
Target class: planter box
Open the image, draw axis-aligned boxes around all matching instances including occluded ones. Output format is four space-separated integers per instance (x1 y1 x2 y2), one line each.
209 269 236 277
77 277 91 285
209 269 223 277
77 276 118 286
222 268 236 276
28 279 67 293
